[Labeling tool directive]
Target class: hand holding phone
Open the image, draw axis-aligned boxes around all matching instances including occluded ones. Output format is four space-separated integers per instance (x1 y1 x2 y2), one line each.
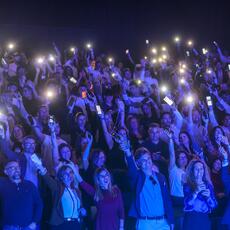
163 96 174 106
31 154 42 166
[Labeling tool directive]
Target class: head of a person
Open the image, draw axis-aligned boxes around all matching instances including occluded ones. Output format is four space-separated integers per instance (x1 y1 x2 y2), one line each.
75 112 86 129
22 85 33 100
127 116 139 132
211 158 222 173
4 161 21 181
94 167 112 195
12 124 25 142
103 88 114 105
192 108 201 124
22 135 36 154
91 149 106 168
211 126 225 146
148 123 160 143
141 102 152 116
179 131 192 147
58 143 72 161
161 112 173 128
7 82 18 94
135 147 153 173
38 105 49 123
17 66 26 77
57 165 74 187
186 159 212 190
123 68 132 80
175 151 189 169
222 114 230 128
129 81 141 97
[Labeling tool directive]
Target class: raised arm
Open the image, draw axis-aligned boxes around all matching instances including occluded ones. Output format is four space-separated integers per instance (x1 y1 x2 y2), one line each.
82 132 93 170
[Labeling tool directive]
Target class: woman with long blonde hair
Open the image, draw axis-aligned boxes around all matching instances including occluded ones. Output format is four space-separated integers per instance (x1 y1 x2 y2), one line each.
183 159 217 230
75 167 125 230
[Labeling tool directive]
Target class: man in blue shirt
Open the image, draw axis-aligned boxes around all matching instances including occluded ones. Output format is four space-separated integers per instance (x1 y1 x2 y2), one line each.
0 160 43 230
119 136 174 230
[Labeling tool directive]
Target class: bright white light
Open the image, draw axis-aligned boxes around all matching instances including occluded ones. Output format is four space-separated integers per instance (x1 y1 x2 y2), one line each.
144 56 148 60
125 49 129 54
37 57 44 64
174 36 180 43
146 40 149 44
161 85 168 93
111 73 116 77
152 59 157 64
48 55 55 62
108 57 113 63
162 54 167 60
206 69 212 74
46 90 54 98
187 40 193 46
137 79 142 85
202 48 208 55
70 47 75 52
151 48 157 54
186 95 194 103
161 46 167 51
8 43 15 50
179 68 185 74
86 43 92 49
180 78 185 84
182 64 187 69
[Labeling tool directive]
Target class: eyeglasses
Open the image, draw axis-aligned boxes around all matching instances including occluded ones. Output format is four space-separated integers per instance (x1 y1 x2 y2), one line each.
5 166 20 171
24 142 36 146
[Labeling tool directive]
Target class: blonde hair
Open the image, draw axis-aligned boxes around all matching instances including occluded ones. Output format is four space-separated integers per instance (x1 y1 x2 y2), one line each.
185 159 212 191
93 167 118 202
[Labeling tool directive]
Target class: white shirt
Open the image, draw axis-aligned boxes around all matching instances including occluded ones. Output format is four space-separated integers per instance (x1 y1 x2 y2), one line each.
61 188 81 218
169 165 185 197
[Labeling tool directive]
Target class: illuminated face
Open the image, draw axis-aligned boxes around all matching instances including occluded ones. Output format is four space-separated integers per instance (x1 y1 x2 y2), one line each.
130 118 139 130
129 85 140 97
4 161 21 180
161 113 172 127
193 162 204 181
23 138 36 154
213 159 221 172
138 153 153 172
77 115 86 128
13 125 24 140
61 167 74 185
38 106 49 121
95 152 106 168
98 170 110 189
60 146 71 160
22 87 33 99
179 133 190 146
142 104 151 115
177 152 188 168
148 127 160 142
192 110 201 124
214 128 223 142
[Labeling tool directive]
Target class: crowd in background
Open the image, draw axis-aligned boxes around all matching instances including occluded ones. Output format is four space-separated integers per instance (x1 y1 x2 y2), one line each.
0 38 230 230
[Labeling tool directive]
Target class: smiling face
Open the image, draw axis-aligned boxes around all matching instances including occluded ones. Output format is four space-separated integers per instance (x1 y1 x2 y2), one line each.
60 146 71 160
179 132 190 146
97 169 111 190
4 161 21 181
177 152 188 169
138 153 153 173
193 162 204 182
60 167 74 186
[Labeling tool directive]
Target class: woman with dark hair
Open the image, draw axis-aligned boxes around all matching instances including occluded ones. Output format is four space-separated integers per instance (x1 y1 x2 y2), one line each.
75 167 125 230
183 159 217 230
11 124 25 148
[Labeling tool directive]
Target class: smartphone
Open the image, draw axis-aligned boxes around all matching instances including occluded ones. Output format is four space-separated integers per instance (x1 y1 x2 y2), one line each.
1 58 7 65
163 96 174 106
49 115 55 125
96 105 102 115
206 96 212 107
228 64 230 71
31 154 42 165
82 91 87 99
70 77 77 84
186 51 190 57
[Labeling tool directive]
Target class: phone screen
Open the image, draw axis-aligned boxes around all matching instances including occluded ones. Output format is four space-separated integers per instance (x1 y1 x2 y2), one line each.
96 105 102 115
206 96 212 106
228 64 230 71
163 96 174 106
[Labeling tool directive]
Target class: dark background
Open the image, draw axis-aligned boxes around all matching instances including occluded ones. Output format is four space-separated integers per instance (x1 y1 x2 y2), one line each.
0 0 229 59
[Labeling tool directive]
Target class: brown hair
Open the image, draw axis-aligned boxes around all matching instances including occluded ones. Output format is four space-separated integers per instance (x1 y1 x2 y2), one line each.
185 159 212 191
93 167 118 202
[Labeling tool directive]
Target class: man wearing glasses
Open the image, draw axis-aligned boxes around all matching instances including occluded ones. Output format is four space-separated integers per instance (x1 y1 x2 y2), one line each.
0 160 43 230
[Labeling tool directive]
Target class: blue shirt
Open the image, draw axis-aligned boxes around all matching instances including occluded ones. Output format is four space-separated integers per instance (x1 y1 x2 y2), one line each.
140 174 165 216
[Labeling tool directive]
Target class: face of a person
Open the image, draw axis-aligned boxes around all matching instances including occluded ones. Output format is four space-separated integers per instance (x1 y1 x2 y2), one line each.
129 85 140 97
148 127 160 142
38 107 49 121
22 87 33 99
95 152 106 168
4 162 21 180
13 126 24 140
223 115 230 127
177 152 188 168
142 104 151 115
193 162 204 181
124 70 131 80
138 153 153 172
23 138 36 154
161 114 172 127
104 113 113 126
213 159 221 172
130 118 138 130
61 168 74 185
77 115 86 128
192 110 201 124
214 128 223 141
60 146 71 160
98 170 110 189
179 133 190 145
7 85 18 94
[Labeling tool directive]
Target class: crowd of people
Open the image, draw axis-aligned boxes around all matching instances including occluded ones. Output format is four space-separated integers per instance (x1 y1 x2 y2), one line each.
0 38 229 230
